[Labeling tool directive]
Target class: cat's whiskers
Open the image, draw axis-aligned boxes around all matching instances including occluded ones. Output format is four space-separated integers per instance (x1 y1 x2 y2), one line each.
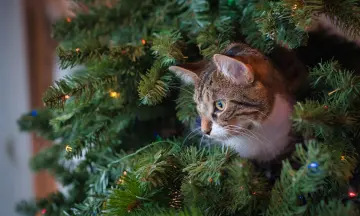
225 124 271 146
199 134 205 147
225 125 261 141
224 127 255 141
229 124 282 157
182 127 201 145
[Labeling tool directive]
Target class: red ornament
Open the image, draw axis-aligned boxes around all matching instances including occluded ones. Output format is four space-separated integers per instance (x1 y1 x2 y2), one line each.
324 105 328 109
349 192 357 198
41 209 47 214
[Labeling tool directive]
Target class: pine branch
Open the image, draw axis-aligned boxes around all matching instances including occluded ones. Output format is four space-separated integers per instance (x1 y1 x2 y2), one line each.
182 146 239 184
180 146 266 215
237 1 274 53
57 43 145 69
309 61 360 110
138 60 173 106
131 206 204 216
152 31 186 66
255 1 308 49
196 22 233 59
53 0 146 41
219 0 242 19
17 109 57 140
176 0 212 34
175 84 197 125
292 100 339 138
309 199 359 216
104 172 147 216
223 159 268 215
266 141 357 216
42 71 116 108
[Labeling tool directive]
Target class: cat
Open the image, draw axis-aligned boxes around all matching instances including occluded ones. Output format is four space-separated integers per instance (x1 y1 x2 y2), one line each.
169 43 306 162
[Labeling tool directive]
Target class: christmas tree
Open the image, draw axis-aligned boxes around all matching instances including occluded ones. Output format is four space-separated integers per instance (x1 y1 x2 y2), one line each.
17 0 360 215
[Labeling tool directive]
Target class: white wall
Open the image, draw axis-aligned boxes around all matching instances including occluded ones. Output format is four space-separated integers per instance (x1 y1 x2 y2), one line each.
0 0 34 215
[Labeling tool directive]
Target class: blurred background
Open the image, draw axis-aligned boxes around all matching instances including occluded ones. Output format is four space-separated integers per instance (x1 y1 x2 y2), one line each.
0 0 70 215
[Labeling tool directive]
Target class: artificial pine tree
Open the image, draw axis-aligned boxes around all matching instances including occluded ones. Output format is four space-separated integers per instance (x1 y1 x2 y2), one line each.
17 0 360 216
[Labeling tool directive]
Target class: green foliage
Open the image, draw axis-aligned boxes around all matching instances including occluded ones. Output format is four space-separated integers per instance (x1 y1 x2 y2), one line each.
267 142 357 215
138 60 173 105
16 0 360 216
196 22 233 58
57 44 145 69
175 84 197 125
282 0 360 40
152 31 186 66
292 61 360 140
309 199 359 216
176 0 212 34
43 71 116 108
104 172 145 216
131 206 204 216
256 1 309 49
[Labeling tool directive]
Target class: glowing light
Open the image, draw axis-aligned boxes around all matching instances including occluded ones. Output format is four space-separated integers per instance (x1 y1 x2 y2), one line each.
349 192 357 198
66 18 72 23
141 39 146 45
65 145 72 152
65 95 70 99
110 91 120 98
341 156 345 161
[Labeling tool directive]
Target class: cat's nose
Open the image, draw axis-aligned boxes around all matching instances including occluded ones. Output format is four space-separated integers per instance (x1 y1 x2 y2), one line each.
200 117 212 135
202 128 211 135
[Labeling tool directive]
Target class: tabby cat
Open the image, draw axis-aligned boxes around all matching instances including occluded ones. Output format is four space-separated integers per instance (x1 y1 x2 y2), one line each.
169 43 306 162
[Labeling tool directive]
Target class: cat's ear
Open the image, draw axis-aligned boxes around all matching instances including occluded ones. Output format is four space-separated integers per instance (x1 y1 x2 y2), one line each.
168 66 199 84
168 60 206 85
213 54 254 85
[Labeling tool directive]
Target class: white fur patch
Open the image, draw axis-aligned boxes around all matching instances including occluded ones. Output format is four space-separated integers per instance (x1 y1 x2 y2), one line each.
210 94 293 162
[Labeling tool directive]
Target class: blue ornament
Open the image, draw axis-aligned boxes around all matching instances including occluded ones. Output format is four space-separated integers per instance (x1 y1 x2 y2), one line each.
31 110 38 117
308 162 319 173
308 162 318 169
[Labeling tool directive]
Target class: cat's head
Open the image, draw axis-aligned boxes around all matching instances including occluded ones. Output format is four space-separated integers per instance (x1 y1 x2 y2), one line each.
169 44 288 141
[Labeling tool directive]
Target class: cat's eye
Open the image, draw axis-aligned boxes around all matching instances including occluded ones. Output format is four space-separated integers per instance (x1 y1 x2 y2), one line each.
215 100 226 111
